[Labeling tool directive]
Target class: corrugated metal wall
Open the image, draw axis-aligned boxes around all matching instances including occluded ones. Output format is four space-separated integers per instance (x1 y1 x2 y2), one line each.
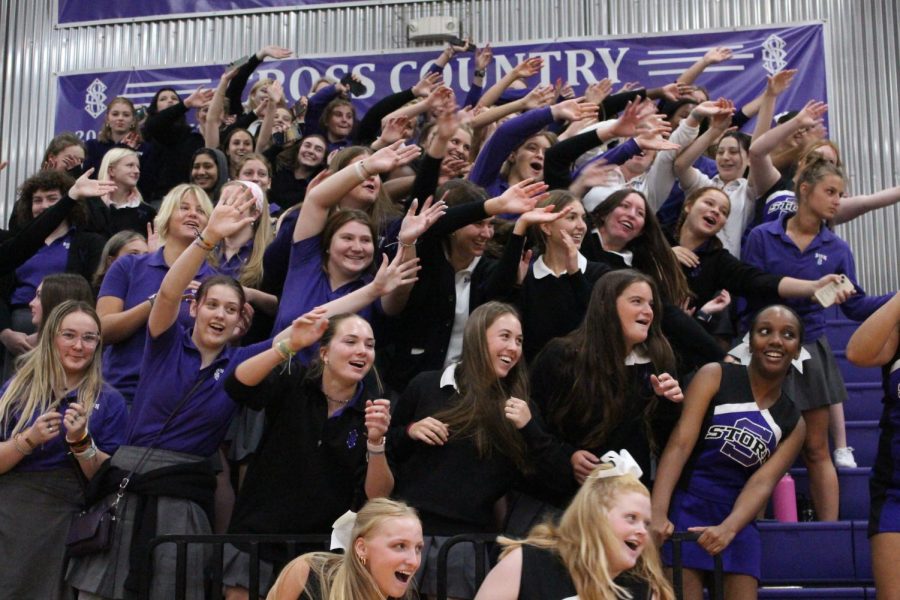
1 0 897 291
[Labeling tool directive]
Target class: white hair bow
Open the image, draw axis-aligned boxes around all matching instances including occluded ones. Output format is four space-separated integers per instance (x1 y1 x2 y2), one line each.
590 449 643 480
330 510 357 551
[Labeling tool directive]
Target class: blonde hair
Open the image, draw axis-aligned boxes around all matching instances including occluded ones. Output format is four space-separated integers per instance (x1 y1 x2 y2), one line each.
499 468 674 600
206 181 273 288
154 184 214 244
98 147 143 202
268 499 420 600
98 97 140 143
0 301 105 437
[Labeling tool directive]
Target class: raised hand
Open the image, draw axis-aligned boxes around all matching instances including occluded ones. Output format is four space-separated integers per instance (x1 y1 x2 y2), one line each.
703 46 733 64
651 372 684 403
285 306 329 351
766 69 798 97
184 87 215 109
398 197 447 245
379 115 411 146
424 86 456 112
522 84 555 110
412 71 443 98
267 80 285 105
609 98 658 138
513 56 544 79
518 204 570 227
203 183 257 241
555 78 576 100
475 43 493 71
365 140 422 174
550 97 600 123
146 221 161 252
708 98 736 130
259 45 292 60
68 169 119 200
584 79 613 105
795 99 827 129
371 252 421 296
573 160 618 190
489 179 551 215
636 117 679 151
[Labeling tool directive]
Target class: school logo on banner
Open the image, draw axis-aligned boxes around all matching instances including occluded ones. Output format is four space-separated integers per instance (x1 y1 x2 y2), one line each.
762 34 788 75
85 79 108 118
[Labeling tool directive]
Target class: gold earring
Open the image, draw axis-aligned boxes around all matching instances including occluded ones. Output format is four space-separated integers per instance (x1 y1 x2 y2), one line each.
358 554 367 566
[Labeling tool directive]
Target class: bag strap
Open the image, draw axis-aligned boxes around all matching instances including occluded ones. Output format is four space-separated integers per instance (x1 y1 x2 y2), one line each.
111 374 210 508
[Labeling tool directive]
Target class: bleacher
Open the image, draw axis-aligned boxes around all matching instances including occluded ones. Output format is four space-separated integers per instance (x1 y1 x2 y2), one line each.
757 306 879 599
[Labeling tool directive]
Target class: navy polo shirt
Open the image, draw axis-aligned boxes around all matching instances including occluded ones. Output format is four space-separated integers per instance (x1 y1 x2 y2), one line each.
99 248 215 404
212 240 253 281
1 382 127 472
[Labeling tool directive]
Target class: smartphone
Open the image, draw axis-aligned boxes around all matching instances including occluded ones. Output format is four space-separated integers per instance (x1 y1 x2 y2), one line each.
228 55 251 71
814 274 855 307
291 98 307 120
448 37 475 52
340 73 365 97
134 106 147 122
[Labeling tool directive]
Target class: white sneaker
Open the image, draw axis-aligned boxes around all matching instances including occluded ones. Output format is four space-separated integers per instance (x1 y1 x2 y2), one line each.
833 447 857 468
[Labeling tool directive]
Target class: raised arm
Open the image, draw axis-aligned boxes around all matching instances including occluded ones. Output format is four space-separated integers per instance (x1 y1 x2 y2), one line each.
477 56 543 108
148 185 255 337
293 141 421 242
847 291 900 367
674 100 734 191
835 185 900 225
676 46 734 87
203 67 239 149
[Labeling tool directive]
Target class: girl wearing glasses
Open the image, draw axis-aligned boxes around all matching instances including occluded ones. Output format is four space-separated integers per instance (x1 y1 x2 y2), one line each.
0 301 127 599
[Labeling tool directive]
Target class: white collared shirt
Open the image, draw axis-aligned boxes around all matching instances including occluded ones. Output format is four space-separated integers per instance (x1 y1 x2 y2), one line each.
439 363 460 390
532 253 587 279
625 349 652 365
443 256 482 368
593 229 633 266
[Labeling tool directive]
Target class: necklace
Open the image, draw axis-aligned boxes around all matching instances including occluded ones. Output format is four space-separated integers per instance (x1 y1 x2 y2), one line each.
323 392 351 405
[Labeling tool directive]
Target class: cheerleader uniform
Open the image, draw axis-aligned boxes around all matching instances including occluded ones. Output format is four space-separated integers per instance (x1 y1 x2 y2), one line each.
869 350 900 537
663 363 801 578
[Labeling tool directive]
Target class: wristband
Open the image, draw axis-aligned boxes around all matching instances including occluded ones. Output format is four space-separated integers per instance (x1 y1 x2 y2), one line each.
73 440 98 461
195 231 216 252
367 436 386 454
398 240 416 249
66 429 90 445
273 338 296 361
695 310 713 324
474 69 486 78
13 433 33 456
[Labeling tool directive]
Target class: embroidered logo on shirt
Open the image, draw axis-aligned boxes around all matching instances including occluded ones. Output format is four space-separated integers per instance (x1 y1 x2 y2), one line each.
63 240 71 250
706 417 773 467
214 368 224 381
815 252 828 265
346 429 359 449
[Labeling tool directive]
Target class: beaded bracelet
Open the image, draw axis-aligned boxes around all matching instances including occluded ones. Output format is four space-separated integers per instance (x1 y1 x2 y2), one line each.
195 232 216 252
12 433 33 456
73 441 98 461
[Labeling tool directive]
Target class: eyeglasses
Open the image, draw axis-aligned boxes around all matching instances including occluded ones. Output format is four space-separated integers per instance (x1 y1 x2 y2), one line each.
57 330 101 347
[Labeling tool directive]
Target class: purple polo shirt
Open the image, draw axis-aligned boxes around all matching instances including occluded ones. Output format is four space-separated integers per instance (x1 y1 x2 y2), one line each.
10 231 72 305
98 248 215 404
742 213 892 340
1 382 127 472
212 240 253 281
271 235 375 334
126 323 258 457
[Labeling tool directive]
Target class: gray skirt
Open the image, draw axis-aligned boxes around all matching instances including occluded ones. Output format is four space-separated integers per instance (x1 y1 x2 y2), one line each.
66 446 213 600
0 468 84 600
221 543 276 595
787 335 849 412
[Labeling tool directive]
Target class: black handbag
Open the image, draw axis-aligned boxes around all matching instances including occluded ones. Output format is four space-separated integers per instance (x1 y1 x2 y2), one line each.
65 376 207 557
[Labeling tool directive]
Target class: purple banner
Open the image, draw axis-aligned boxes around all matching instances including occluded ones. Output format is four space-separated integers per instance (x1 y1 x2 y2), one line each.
58 0 349 26
55 24 825 142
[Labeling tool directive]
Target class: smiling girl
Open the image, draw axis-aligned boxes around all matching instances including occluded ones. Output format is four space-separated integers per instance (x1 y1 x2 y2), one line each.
476 452 674 600
87 148 157 237
652 305 808 600
389 302 565 599
267 499 423 600
742 157 894 522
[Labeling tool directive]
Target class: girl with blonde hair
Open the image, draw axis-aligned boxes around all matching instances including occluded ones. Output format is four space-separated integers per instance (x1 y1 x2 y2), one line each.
267 498 423 600
476 451 674 600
